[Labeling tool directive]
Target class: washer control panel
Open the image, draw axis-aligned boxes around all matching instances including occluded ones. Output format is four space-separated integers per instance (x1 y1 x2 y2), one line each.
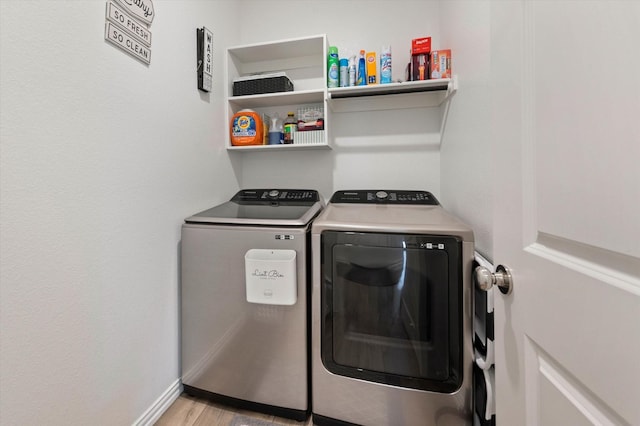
232 189 319 203
330 190 439 205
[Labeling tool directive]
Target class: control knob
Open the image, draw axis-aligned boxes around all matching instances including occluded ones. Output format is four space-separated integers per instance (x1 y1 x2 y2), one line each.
375 191 389 200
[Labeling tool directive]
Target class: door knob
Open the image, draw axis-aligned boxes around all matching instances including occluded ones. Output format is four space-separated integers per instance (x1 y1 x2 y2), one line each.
474 265 513 295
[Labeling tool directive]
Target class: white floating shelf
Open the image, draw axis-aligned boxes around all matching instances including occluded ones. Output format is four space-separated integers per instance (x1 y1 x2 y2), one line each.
228 89 325 109
227 142 330 152
327 77 457 113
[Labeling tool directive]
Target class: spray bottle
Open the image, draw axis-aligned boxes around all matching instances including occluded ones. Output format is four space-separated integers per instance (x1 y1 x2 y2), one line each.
348 55 356 86
380 45 392 84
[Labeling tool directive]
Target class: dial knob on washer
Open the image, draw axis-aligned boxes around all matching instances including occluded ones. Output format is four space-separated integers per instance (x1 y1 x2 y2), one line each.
376 191 388 200
268 190 280 198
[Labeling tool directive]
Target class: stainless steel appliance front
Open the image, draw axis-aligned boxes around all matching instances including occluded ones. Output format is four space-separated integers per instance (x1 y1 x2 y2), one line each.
311 190 474 426
181 189 322 421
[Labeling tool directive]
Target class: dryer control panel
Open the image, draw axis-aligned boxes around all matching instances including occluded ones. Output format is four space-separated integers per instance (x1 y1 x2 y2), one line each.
330 190 439 205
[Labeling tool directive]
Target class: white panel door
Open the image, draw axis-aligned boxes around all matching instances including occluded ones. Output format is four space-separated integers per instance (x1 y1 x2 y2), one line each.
491 1 640 425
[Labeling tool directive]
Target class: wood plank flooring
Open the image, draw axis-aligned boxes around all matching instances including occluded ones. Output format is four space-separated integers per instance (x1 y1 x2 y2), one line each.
155 393 313 426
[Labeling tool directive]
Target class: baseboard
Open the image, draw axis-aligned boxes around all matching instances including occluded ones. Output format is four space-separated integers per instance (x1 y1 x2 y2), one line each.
132 379 182 426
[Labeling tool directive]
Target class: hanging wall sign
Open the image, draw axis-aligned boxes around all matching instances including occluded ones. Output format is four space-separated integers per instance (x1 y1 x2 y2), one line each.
104 0 153 64
197 27 213 92
106 1 151 46
105 21 151 64
114 0 154 25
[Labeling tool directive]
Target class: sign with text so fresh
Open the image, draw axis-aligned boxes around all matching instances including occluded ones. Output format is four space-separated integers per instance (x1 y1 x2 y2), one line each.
104 0 154 65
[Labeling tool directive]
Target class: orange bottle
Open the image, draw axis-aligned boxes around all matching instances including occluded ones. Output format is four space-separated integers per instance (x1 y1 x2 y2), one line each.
230 110 264 146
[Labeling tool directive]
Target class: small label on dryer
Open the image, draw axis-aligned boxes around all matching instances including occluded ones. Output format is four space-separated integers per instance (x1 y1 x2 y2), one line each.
420 242 445 249
275 235 294 240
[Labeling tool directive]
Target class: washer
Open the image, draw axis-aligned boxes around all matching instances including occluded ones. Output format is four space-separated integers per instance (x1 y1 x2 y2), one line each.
311 190 474 426
181 189 323 421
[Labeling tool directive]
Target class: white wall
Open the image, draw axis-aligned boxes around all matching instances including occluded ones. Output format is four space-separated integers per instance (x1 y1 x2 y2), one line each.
439 1 493 259
0 1 238 424
235 0 444 202
234 0 493 258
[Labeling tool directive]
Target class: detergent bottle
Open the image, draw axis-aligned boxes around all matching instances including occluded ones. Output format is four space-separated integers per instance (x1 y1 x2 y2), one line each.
356 50 367 86
230 109 264 146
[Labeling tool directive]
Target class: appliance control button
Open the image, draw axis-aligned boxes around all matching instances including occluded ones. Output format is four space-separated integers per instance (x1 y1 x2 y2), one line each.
268 190 280 198
376 191 388 200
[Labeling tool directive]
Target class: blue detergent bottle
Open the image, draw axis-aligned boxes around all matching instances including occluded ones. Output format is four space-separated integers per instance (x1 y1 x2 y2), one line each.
356 50 367 86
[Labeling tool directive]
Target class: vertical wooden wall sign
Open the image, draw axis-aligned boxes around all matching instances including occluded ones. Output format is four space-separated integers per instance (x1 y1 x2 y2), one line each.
197 27 213 92
104 0 155 65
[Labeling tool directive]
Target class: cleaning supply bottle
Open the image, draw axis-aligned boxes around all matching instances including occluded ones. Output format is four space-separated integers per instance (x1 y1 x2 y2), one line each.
348 55 356 86
380 45 392 84
230 109 264 146
327 46 339 88
356 50 367 86
283 112 296 144
339 58 349 87
268 114 283 145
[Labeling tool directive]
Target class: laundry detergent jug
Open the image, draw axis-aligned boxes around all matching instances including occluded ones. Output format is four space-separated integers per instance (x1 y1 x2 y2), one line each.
230 110 264 146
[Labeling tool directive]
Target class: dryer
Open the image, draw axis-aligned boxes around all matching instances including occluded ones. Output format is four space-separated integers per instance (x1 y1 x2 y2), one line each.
311 190 474 426
181 189 323 421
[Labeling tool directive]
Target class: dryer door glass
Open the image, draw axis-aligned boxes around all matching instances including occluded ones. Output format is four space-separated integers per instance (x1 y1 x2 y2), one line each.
320 231 463 393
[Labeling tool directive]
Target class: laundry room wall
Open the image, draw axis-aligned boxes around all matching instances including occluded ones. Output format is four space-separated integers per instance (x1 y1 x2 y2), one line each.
0 1 237 424
235 0 443 202
438 1 493 259
234 0 493 258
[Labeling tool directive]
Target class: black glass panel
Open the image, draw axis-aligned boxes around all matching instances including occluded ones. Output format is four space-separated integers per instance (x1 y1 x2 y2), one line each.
191 202 314 221
332 245 449 379
321 231 462 393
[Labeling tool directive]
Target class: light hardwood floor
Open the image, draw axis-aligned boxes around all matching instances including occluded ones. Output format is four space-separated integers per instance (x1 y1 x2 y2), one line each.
155 393 313 426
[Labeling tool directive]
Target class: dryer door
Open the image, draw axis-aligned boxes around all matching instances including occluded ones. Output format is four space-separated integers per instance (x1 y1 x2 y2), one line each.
320 231 463 393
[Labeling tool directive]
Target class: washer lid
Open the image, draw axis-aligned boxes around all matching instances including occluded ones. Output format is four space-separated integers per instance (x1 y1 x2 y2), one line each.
185 189 323 226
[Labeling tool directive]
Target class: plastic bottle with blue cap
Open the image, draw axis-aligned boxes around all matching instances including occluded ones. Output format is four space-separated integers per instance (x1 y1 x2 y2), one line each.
356 50 367 86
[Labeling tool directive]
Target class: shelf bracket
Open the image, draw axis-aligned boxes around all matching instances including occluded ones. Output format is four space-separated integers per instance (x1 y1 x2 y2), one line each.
439 75 458 146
